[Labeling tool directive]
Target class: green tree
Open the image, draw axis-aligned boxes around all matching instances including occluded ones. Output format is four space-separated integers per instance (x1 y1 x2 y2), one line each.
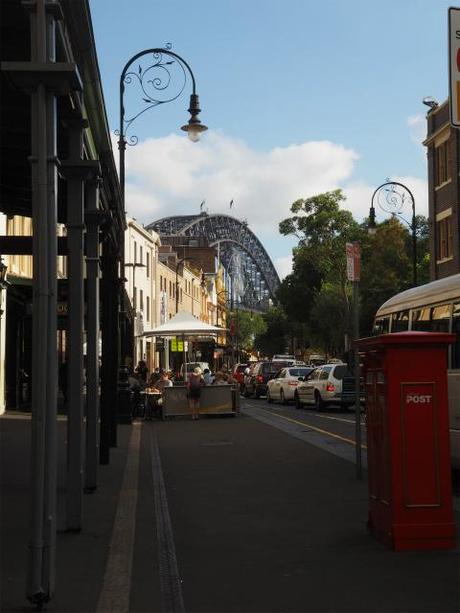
229 310 266 354
359 215 430 335
254 307 289 357
278 189 363 350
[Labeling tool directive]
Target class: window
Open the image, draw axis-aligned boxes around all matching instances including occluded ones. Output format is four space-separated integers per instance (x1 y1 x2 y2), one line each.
146 252 150 278
391 310 409 332
333 365 352 380
411 307 431 332
431 304 451 333
133 287 136 311
160 275 163 292
373 316 391 335
146 296 150 322
140 245 143 266
436 216 453 260
140 290 143 312
435 139 452 186
319 367 332 380
134 241 137 264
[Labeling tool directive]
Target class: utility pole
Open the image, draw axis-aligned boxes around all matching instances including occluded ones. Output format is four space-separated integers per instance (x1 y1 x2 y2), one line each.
347 242 362 480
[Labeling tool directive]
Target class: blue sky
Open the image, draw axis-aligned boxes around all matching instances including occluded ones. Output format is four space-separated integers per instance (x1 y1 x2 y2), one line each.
89 0 455 277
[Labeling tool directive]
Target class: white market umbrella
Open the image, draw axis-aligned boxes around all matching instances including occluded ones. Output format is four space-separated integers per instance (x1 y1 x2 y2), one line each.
143 311 227 375
142 310 225 337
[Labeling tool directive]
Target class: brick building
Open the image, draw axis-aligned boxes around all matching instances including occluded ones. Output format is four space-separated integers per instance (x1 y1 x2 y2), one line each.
424 100 460 279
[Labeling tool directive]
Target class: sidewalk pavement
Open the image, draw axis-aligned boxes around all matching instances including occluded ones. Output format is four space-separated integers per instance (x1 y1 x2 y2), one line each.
1 408 459 613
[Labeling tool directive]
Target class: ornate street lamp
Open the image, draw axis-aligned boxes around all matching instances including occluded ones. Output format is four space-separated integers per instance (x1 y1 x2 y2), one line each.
368 181 417 286
117 45 208 213
117 46 207 362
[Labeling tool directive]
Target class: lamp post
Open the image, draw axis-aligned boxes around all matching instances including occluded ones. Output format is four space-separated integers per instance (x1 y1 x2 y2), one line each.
368 181 417 287
118 46 208 213
117 46 207 357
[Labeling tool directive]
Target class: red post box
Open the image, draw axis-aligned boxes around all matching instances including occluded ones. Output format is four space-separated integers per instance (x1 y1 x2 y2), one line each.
356 332 456 551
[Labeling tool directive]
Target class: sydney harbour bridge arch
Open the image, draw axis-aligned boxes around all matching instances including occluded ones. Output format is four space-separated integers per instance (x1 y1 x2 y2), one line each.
146 213 280 311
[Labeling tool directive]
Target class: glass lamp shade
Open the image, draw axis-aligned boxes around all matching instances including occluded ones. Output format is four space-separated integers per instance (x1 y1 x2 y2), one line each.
181 121 208 142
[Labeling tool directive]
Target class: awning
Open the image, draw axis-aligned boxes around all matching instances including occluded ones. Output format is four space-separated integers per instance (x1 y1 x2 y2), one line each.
142 310 226 338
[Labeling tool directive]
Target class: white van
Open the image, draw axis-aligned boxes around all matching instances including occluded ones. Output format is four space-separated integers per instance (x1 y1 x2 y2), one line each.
180 362 210 378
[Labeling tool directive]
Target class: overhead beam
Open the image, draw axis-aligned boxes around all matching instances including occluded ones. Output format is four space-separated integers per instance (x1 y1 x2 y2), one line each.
0 236 68 255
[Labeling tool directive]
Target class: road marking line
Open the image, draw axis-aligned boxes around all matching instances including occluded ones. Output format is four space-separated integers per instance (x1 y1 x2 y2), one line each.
245 402 367 449
150 429 185 613
96 423 141 613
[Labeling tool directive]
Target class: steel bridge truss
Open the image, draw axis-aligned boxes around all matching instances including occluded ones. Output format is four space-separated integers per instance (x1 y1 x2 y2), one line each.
148 213 280 311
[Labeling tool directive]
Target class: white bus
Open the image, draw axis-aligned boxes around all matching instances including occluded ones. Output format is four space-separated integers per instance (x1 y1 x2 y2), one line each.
373 273 460 470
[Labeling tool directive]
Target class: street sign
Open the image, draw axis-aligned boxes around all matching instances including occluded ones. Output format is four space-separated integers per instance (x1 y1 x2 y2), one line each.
449 7 460 127
346 242 361 282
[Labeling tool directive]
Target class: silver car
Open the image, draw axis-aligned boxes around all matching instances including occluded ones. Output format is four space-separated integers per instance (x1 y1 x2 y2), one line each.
266 367 313 404
294 363 355 410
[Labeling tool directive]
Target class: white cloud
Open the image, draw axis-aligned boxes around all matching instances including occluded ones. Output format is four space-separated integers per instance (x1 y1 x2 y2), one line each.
407 114 427 147
122 131 359 238
118 131 428 269
275 255 293 280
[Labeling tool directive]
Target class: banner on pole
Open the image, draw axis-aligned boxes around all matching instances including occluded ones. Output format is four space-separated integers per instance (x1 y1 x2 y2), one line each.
346 242 361 281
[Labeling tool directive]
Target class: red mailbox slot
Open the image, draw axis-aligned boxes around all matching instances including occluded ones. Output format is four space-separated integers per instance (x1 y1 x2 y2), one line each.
356 332 456 551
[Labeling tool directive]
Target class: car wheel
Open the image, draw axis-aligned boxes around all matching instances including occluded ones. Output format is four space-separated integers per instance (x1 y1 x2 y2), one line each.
294 392 302 410
280 389 287 405
254 387 260 399
314 391 324 411
267 389 273 403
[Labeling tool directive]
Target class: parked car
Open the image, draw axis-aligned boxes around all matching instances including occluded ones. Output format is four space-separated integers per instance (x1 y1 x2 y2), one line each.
180 362 210 378
232 363 249 391
266 366 314 404
243 360 292 398
294 363 355 410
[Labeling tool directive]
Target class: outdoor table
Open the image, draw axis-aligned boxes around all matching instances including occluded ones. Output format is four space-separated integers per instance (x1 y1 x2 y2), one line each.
141 390 162 420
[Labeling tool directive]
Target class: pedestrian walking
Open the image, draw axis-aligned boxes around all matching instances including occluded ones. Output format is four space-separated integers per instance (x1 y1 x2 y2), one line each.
187 366 204 420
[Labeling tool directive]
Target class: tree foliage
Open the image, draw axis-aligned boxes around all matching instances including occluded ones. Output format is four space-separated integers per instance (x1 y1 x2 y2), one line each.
276 189 430 357
229 310 266 353
254 307 289 357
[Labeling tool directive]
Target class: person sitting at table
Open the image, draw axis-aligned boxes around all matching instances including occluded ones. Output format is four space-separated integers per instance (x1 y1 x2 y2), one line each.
157 370 173 393
203 368 213 385
148 367 160 387
213 371 226 384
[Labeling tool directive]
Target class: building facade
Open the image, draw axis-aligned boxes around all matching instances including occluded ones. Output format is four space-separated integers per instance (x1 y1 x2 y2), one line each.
424 100 460 279
125 218 160 371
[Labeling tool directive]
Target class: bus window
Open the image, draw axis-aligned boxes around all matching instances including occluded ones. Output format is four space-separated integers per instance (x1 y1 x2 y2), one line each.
411 307 431 332
452 303 460 369
431 304 451 333
391 310 409 332
373 316 390 335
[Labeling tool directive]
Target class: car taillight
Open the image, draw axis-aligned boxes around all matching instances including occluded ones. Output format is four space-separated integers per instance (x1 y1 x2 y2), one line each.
257 375 264 383
326 382 335 392
288 381 298 386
